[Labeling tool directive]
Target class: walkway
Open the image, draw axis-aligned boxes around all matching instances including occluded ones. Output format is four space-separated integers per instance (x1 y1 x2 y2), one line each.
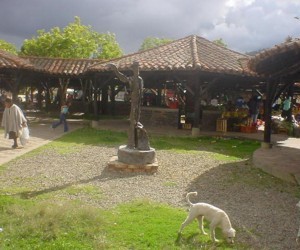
0 116 85 166
0 116 299 185
253 137 300 185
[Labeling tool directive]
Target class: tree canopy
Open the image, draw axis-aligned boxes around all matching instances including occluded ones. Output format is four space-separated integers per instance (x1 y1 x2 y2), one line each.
0 39 18 54
20 16 123 59
139 37 173 51
213 38 227 48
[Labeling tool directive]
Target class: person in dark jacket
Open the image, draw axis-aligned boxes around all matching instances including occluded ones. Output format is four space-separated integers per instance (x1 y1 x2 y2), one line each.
248 95 261 125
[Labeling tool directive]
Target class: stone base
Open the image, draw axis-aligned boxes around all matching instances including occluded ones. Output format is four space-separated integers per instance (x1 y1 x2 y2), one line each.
118 145 156 165
107 156 158 174
261 142 273 149
91 120 99 128
191 127 200 137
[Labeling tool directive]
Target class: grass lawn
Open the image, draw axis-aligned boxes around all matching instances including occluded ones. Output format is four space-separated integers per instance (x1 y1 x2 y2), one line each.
0 128 263 249
37 127 261 160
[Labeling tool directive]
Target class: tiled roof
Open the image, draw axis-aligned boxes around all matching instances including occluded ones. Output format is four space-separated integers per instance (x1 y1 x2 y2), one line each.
88 35 256 76
23 56 102 76
248 39 300 75
0 49 34 70
0 35 256 77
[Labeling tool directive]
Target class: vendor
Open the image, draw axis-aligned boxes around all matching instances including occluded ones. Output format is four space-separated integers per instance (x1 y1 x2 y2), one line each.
235 96 245 109
248 95 261 124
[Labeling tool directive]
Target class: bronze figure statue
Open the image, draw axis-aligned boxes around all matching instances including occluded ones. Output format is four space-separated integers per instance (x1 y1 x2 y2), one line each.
108 62 150 150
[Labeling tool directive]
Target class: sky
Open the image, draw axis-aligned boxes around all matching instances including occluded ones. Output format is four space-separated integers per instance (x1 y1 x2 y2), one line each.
0 0 299 55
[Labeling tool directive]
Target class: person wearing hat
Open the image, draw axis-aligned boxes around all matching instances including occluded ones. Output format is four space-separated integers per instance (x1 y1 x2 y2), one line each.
1 98 27 148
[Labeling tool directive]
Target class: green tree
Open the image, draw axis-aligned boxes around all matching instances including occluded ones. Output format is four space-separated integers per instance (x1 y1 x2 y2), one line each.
213 38 227 48
139 37 173 51
20 16 123 59
0 39 18 54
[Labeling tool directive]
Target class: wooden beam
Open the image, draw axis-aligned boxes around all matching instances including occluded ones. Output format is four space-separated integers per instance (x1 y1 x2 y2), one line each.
263 78 279 144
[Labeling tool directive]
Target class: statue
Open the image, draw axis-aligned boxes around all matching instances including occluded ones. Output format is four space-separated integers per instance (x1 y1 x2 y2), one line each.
108 62 150 150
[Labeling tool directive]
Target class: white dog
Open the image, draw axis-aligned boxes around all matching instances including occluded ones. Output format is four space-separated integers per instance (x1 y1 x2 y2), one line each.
178 192 236 243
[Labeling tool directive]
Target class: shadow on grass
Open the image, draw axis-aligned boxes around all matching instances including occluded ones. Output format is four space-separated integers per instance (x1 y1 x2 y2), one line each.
18 165 153 199
183 160 299 249
175 232 199 245
175 232 225 249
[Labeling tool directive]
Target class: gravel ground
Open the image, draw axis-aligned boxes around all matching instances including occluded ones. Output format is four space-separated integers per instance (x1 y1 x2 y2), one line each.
0 145 299 249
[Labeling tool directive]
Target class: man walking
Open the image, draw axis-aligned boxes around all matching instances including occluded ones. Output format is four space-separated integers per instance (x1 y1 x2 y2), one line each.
1 98 27 148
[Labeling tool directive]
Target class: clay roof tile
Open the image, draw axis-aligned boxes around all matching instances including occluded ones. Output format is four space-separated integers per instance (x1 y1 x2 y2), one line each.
88 35 255 76
0 50 34 70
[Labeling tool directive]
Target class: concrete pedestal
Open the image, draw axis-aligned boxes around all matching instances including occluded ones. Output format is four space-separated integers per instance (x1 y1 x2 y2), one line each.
118 145 156 165
91 120 99 128
191 127 200 137
107 156 158 173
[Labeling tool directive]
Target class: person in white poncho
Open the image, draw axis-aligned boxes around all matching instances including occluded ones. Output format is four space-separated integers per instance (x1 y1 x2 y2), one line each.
1 98 27 149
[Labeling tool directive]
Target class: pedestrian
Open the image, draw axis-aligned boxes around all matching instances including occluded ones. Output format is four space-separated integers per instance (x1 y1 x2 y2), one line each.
1 97 27 149
272 96 282 111
248 95 261 125
281 96 292 119
51 101 71 132
235 96 245 109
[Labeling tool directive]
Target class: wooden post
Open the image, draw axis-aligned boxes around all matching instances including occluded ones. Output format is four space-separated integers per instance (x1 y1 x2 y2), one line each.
157 86 162 107
101 85 108 115
264 80 272 144
193 83 200 128
92 82 98 117
110 83 116 116
190 74 200 136
263 78 278 147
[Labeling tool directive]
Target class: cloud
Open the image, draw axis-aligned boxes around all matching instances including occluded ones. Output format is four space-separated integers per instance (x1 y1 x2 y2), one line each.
204 0 300 52
0 0 299 54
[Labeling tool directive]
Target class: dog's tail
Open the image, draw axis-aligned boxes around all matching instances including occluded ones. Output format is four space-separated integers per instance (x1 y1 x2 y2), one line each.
186 192 197 206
